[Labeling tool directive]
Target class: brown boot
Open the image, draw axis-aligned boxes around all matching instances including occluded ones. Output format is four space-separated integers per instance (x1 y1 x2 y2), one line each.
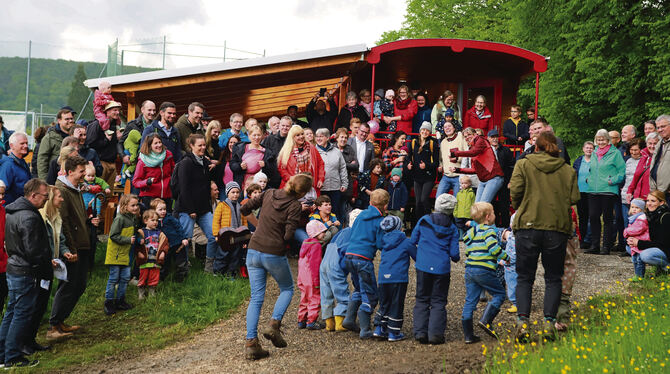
262 319 287 348
60 322 80 332
245 338 269 360
46 325 73 341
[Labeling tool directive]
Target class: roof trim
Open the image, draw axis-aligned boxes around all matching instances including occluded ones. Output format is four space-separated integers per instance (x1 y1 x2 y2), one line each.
84 44 368 88
367 39 548 73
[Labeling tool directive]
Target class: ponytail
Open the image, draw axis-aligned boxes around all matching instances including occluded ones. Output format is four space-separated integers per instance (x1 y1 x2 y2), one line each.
284 173 313 198
535 132 559 157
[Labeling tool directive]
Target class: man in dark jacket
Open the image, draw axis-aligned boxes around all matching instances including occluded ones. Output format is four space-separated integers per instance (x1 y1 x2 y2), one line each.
287 105 308 127
518 119 570 165
306 95 337 132
37 108 74 179
121 100 155 143
85 101 126 186
141 102 182 163
174 102 205 153
488 129 515 227
502 105 529 146
0 179 50 368
261 116 292 188
73 125 103 176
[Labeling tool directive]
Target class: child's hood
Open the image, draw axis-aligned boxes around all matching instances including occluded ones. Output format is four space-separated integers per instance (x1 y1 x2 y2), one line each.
360 206 383 222
382 230 408 251
420 213 454 238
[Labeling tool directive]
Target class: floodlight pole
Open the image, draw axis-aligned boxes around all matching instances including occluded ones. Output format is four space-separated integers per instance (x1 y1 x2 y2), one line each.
162 35 166 69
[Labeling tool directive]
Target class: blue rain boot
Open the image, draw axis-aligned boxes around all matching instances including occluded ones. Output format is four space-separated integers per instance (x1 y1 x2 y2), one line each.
342 300 361 332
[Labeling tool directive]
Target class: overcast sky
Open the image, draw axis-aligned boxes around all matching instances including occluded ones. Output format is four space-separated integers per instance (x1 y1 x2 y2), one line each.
1 0 407 69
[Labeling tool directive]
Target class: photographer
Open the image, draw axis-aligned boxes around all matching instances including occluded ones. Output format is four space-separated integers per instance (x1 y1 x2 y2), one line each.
306 89 337 133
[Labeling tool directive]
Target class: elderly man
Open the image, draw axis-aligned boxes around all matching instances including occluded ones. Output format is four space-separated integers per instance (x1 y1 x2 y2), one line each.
261 116 292 189
267 116 280 135
121 100 155 143
0 133 31 204
85 101 126 187
141 102 182 163
347 121 374 173
0 179 50 368
37 108 75 179
175 102 205 152
218 113 249 149
519 119 570 164
619 125 636 160
649 114 670 202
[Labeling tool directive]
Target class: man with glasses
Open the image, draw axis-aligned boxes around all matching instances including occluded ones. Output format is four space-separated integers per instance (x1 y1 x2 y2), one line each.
347 121 374 173
649 114 670 202
218 113 249 149
0 133 32 204
502 105 529 146
36 108 76 179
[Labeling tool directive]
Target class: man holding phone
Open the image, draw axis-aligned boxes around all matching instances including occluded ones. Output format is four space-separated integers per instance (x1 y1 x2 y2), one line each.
306 89 337 133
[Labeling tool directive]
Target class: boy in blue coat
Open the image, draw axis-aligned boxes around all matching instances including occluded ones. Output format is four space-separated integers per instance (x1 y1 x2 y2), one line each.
411 193 460 345
373 215 416 342
386 168 408 223
151 198 189 282
343 189 389 339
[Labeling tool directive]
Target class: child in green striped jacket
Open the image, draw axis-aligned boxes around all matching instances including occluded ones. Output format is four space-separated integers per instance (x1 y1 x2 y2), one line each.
461 202 509 344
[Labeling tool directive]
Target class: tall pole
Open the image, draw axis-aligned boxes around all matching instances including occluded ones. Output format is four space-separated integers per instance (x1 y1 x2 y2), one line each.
24 40 31 121
162 35 166 69
223 40 227 62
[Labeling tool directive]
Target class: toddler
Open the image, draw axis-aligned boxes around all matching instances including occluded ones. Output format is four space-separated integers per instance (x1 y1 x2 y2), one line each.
298 220 327 330
82 164 111 217
374 215 416 342
309 195 340 242
213 182 247 276
104 194 140 315
252 171 268 191
374 89 396 133
501 214 517 313
454 175 476 235
435 108 462 139
410 194 460 345
462 202 508 344
624 198 650 278
93 81 115 130
151 199 189 283
357 159 386 209
386 168 408 223
136 209 168 298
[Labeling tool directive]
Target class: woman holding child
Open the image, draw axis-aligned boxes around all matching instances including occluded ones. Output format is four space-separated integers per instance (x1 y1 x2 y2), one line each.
629 190 670 272
230 125 277 190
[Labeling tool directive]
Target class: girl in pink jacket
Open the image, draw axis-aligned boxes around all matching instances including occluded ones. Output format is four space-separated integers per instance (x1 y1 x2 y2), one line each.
297 220 329 330
624 198 650 278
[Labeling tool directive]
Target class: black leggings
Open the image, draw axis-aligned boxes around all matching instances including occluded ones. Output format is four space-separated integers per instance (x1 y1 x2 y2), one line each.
589 194 617 251
413 181 434 224
577 192 590 244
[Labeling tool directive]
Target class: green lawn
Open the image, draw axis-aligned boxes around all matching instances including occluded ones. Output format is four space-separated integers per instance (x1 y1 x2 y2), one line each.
482 273 670 373
26 243 249 372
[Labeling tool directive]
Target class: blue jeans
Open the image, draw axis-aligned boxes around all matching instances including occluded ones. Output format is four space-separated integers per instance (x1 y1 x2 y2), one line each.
343 256 378 313
0 274 39 363
475 176 504 203
621 204 630 228
245 249 294 339
436 175 460 197
639 248 669 268
504 265 517 305
319 258 350 319
179 212 216 259
322 190 342 222
462 267 506 320
105 265 131 300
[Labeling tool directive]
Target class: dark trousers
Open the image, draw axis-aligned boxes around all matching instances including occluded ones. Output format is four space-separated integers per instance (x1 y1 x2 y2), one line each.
0 273 7 314
215 244 244 276
374 282 408 333
413 269 450 339
322 190 342 222
160 244 189 281
577 192 591 245
25 282 51 345
413 181 434 225
613 199 625 249
493 187 511 228
50 250 91 326
589 194 617 251
515 229 567 320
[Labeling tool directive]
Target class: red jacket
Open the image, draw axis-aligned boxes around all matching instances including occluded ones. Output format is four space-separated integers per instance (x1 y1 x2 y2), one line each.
393 99 418 134
0 202 6 273
627 148 652 200
452 135 503 182
298 238 322 286
132 150 175 199
278 143 325 193
463 106 493 133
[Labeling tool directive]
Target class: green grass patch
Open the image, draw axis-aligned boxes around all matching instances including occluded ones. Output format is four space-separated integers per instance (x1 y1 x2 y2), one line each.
26 243 249 372
482 275 670 373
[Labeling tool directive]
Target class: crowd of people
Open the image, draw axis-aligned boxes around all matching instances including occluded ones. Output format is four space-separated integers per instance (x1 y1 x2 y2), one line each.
0 80 667 367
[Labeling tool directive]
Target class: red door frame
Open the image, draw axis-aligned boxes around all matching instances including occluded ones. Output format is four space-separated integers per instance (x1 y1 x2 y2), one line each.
462 79 504 133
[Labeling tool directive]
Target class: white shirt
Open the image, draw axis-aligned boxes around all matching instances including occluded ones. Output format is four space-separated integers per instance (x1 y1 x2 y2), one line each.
355 137 366 173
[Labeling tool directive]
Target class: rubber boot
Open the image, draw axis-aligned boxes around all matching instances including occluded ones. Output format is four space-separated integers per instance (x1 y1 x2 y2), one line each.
342 300 361 332
477 304 501 340
245 338 269 360
204 257 214 274
334 316 347 332
115 297 133 311
357 309 373 339
148 286 156 297
103 299 116 315
462 319 481 344
262 319 287 348
138 286 146 300
325 317 335 332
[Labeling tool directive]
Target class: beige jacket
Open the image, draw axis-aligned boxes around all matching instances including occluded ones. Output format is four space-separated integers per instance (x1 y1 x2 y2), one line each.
439 132 468 177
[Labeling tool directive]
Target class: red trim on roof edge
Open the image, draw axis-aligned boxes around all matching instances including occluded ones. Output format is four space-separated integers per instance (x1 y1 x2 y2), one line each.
367 39 548 73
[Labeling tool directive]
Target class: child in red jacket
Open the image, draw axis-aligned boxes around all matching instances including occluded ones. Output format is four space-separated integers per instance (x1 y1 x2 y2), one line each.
297 220 327 330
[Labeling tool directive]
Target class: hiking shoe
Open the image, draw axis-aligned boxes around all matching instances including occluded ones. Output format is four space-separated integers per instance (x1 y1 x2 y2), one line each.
115 298 134 311
244 338 269 360
297 321 306 329
104 299 116 315
4 357 39 368
415 334 429 344
428 335 445 345
388 332 406 342
306 321 325 330
262 319 287 348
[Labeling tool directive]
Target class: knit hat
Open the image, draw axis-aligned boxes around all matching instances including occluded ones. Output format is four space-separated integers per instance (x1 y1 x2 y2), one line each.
420 121 432 132
349 209 363 227
391 168 402 178
434 193 457 214
444 108 455 117
225 181 240 196
374 89 384 99
385 89 395 99
306 220 328 238
253 171 268 183
631 198 646 211
380 215 402 232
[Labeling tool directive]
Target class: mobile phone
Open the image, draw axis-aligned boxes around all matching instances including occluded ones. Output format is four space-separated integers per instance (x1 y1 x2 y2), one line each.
319 88 327 97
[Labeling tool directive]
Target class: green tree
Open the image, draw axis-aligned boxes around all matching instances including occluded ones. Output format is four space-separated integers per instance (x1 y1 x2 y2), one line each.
67 63 94 120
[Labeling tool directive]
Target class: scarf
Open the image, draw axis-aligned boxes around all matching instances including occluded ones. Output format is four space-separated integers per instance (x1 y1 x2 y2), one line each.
225 198 241 228
446 132 458 142
395 97 412 110
139 150 166 168
596 144 611 161
627 212 644 226
292 143 311 174
317 144 328 152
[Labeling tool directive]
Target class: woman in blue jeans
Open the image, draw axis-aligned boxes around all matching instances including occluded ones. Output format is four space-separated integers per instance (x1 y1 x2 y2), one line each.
630 190 670 272
239 173 313 360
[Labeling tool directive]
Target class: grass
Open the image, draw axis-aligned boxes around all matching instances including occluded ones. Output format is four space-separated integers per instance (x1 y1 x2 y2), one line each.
481 272 670 373
26 243 249 372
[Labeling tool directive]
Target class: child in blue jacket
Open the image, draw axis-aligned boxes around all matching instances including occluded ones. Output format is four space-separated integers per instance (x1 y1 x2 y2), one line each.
373 215 416 342
410 193 460 345
150 198 189 282
386 168 408 223
343 189 389 339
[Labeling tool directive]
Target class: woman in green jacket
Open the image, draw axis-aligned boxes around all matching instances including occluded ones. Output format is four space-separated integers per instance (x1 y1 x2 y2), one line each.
585 129 626 255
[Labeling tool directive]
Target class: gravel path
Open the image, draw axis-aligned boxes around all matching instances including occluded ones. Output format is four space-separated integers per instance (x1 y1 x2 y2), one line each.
80 246 631 374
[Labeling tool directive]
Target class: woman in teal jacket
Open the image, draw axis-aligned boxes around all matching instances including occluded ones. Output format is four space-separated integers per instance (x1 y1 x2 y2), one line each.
585 129 626 255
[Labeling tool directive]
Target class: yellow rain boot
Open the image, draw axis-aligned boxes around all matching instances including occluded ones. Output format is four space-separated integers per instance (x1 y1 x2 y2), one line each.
325 317 335 331
507 305 517 313
335 316 347 332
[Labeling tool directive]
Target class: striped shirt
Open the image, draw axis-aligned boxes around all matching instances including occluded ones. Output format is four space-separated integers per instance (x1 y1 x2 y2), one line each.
463 223 508 271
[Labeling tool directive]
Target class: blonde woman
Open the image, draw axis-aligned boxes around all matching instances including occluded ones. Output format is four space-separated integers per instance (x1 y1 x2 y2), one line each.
277 125 325 191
